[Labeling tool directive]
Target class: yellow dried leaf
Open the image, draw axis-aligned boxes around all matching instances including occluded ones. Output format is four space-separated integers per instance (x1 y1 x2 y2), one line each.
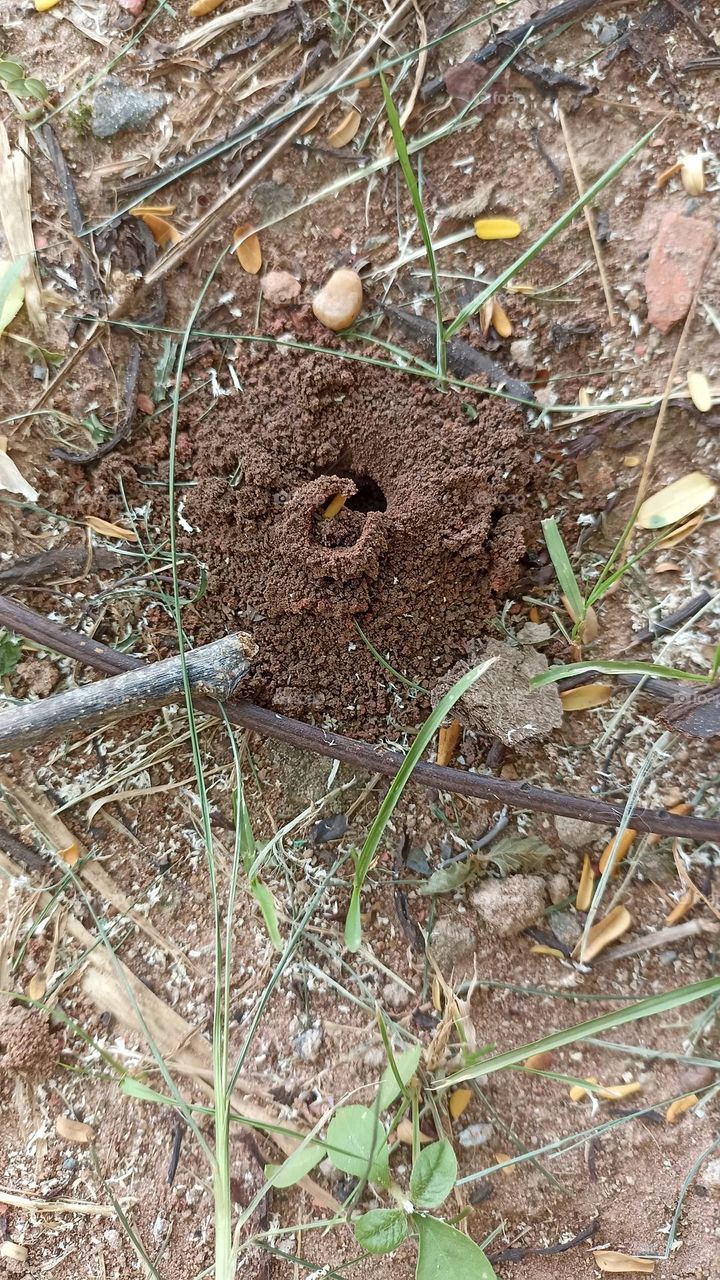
524 1051 553 1070
491 300 512 337
474 218 521 240
530 943 564 958
233 224 262 274
431 975 442 1011
666 1093 698 1124
479 298 494 336
594 1251 654 1273
687 371 712 413
136 211 181 248
596 1081 642 1101
131 204 176 216
327 107 362 148
680 151 704 196
576 854 595 912
27 973 46 1001
637 471 716 530
560 683 613 712
35 0 60 11
493 1152 516 1176
58 841 81 866
656 513 704 548
393 1117 432 1145
623 454 641 467
300 105 325 135
449 1087 473 1119
599 829 637 875
665 888 697 925
56 1115 94 1144
579 905 632 962
0 258 25 336
189 0 226 15
578 387 591 406
323 493 346 520
86 516 139 542
437 718 462 767
569 1077 598 1102
655 160 682 189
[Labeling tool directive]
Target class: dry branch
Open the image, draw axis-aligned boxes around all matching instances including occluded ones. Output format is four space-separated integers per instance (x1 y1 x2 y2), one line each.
2 596 720 842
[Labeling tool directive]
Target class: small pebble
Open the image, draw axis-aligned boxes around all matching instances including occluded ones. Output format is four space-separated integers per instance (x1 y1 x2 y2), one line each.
509 337 535 369
472 875 546 938
458 1123 494 1148
547 873 571 904
262 270 301 307
702 1157 720 1191
311 268 363 332
382 981 411 1011
554 816 601 851
292 1025 324 1062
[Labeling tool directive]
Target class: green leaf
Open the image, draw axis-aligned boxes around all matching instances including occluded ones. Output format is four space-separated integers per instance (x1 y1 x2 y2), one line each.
0 61 24 83
410 1140 457 1209
530 658 710 689
0 629 22 677
414 1214 497 1280
444 975 720 1086
250 878 283 950
0 257 25 337
445 120 661 339
418 861 474 896
377 1043 422 1112
326 1105 389 1188
541 516 583 621
264 1140 324 1188
20 77 48 100
354 1208 409 1255
345 657 497 950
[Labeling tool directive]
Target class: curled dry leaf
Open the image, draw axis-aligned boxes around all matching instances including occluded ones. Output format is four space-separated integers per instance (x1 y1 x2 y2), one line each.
0 449 38 502
136 211 181 248
680 151 704 196
327 107 362 148
665 888 697 925
86 516 139 542
474 218 521 240
437 718 462 767
480 298 494 336
665 1093 698 1123
578 904 632 962
594 1250 654 1273
233 224 262 274
560 683 613 712
491 300 512 337
636 471 716 530
656 513 704 548
56 1115 94 1145
598 828 637 875
392 1117 432 1145
576 854 595 911
687 370 711 413
323 493 346 521
449 1087 473 1119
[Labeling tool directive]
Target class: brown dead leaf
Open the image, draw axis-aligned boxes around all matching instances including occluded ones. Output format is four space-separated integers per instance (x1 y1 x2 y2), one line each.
524 1051 553 1070
491 300 512 337
578 904 632 962
86 516 139 542
665 1093 698 1123
136 211 182 248
653 559 682 573
656 513 704 548
56 1115 94 1145
598 828 637 874
594 1250 654 1273
233 223 262 274
560 683 613 712
437 718 462 767
449 1087 472 1119
665 888 697 925
27 973 46 1001
576 854 595 911
392 1117 432 1145
327 107 361 148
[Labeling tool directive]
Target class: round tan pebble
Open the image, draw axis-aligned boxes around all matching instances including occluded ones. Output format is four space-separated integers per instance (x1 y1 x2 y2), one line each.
311 268 363 331
261 270 301 307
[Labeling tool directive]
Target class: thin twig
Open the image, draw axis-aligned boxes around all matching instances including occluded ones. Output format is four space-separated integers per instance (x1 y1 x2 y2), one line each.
558 105 616 327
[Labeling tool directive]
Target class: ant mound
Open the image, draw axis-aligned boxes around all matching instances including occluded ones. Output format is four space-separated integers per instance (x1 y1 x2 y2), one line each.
182 349 543 735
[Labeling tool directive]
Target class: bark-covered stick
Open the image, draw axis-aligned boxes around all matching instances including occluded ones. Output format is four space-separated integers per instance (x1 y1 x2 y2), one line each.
0 635 253 754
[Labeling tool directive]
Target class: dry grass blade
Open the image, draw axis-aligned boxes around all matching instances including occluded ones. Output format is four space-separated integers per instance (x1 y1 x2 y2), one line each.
558 105 616 327
0 1189 115 1217
0 122 46 331
86 515 139 541
176 0 292 51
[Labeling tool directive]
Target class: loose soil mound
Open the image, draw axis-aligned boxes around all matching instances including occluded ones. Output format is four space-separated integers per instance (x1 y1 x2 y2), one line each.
180 349 543 731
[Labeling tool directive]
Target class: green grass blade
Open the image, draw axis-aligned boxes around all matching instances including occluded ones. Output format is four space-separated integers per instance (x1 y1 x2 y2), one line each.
344 657 497 950
530 658 711 688
541 517 584 620
354 620 427 693
445 119 662 339
380 72 446 379
444 975 720 1085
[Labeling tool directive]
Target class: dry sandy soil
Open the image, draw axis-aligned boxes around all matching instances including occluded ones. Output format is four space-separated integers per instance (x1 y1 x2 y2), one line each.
1 0 720 1278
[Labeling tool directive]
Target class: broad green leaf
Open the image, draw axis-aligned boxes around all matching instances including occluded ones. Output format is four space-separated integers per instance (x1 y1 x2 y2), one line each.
410 1140 457 1209
0 629 22 677
377 1043 422 1112
418 861 474 896
345 658 497 950
353 1208 408 1255
541 516 583 621
0 258 25 336
444 975 720 1086
0 61 24 83
530 658 710 688
326 1105 389 1188
250 878 282 950
264 1140 324 1188
414 1214 497 1280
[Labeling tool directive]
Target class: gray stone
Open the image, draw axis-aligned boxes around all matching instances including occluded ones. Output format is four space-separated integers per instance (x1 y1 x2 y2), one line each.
382 981 412 1011
292 1025 323 1062
554 815 602 852
547 873 571 904
703 1157 720 1191
92 75 166 138
458 1123 494 1148
596 20 619 44
549 910 581 948
472 874 546 937
510 337 536 369
429 917 476 973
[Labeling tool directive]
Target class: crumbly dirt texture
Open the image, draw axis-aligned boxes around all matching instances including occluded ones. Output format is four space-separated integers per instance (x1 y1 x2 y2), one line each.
181 350 540 729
